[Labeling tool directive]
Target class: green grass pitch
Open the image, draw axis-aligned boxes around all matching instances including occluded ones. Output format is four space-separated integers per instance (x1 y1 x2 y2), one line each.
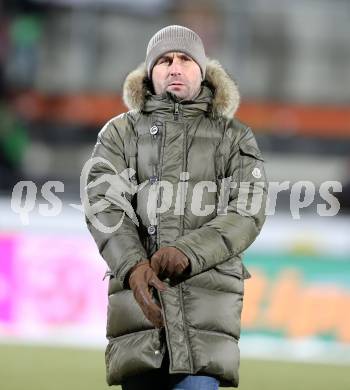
1 344 349 390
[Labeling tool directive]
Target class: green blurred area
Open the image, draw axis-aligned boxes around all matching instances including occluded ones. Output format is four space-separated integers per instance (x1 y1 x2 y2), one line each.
1 344 349 390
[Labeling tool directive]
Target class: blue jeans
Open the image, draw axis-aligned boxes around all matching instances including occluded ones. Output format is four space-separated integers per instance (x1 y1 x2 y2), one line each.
121 348 220 390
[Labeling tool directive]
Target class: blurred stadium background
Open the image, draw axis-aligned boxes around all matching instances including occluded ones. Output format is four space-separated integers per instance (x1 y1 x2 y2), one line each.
0 1 350 389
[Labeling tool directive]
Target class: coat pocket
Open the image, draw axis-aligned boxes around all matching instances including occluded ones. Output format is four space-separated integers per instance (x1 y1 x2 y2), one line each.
214 257 244 279
213 257 245 295
214 256 252 280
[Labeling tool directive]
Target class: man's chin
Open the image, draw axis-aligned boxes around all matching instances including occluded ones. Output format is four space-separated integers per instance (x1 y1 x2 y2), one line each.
166 88 186 99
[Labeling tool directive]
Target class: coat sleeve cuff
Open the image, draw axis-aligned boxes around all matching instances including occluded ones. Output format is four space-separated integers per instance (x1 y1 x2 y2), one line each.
117 253 146 289
167 242 201 276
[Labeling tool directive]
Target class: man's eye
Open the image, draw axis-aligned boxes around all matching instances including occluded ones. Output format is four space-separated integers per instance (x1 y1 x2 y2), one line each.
159 58 171 65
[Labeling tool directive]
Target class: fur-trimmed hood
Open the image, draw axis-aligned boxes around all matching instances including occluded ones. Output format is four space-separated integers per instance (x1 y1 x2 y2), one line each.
122 58 240 119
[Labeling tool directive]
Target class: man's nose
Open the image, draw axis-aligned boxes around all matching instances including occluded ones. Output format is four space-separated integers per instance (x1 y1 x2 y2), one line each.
169 60 182 75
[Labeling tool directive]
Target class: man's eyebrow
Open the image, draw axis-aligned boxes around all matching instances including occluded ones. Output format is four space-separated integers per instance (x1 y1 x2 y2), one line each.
158 54 173 61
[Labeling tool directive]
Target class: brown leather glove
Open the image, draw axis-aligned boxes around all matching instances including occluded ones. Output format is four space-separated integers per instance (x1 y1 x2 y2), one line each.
150 247 190 279
128 259 167 328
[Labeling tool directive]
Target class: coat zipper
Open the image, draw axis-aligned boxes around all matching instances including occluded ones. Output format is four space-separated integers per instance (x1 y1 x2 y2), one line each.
156 123 166 249
179 284 194 371
179 129 187 237
174 102 186 236
174 102 193 372
174 102 179 121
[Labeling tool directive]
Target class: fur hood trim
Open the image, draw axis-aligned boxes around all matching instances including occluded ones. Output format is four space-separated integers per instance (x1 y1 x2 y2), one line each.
122 58 240 118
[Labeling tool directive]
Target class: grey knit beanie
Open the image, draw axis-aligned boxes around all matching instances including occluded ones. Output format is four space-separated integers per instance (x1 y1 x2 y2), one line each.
145 25 207 79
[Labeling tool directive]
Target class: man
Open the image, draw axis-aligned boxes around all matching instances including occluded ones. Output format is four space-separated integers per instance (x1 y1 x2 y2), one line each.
84 25 267 389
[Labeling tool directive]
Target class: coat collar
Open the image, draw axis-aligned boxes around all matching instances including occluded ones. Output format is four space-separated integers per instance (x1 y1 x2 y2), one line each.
122 58 241 119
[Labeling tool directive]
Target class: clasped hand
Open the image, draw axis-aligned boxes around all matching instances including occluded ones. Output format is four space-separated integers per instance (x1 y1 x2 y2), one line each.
128 247 190 328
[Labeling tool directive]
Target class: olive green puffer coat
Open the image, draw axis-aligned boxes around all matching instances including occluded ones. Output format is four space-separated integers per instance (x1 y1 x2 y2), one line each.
85 58 267 388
